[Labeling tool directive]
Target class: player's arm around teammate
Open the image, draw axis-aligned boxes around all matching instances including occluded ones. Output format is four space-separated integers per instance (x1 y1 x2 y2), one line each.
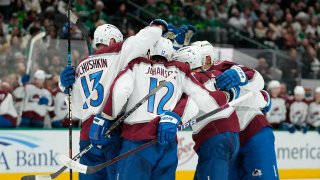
59 20 168 180
98 38 238 180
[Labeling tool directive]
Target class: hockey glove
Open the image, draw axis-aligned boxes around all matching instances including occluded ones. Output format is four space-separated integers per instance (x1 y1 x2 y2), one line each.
180 25 197 46
21 74 30 85
158 111 181 145
89 114 112 148
300 123 308 134
38 96 49 105
281 122 296 133
216 65 248 91
163 24 179 40
60 65 75 90
260 90 272 113
228 86 240 101
150 19 168 35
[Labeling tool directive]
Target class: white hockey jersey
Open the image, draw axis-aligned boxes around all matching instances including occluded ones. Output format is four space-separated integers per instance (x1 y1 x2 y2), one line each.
16 83 53 119
289 101 308 125
52 89 68 122
0 90 18 125
307 102 320 128
102 58 231 140
64 26 162 122
266 97 286 124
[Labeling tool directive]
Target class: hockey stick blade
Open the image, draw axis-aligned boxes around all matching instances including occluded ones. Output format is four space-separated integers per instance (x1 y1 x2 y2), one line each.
60 92 254 174
65 9 92 55
58 139 158 174
21 175 52 180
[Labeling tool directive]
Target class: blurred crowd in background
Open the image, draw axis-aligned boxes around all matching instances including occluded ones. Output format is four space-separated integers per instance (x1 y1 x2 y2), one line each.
0 0 319 130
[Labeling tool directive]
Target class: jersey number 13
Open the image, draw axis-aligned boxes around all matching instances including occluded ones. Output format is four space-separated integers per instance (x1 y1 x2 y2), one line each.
81 70 104 109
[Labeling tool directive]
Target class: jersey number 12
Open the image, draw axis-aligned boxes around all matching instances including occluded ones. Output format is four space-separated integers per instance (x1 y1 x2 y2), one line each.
147 77 174 115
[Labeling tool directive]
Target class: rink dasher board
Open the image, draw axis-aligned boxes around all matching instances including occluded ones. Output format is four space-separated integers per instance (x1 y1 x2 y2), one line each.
0 129 319 178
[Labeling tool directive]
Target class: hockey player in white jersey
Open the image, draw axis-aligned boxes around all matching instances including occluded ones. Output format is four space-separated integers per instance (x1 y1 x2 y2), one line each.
308 87 320 133
0 82 17 127
51 87 68 127
173 46 241 180
59 20 168 180
16 70 53 127
266 80 287 128
97 37 239 180
190 40 217 70
287 86 309 133
176 40 278 180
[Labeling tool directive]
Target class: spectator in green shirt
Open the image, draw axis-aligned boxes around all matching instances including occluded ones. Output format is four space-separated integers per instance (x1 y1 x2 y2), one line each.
73 0 90 20
90 1 108 22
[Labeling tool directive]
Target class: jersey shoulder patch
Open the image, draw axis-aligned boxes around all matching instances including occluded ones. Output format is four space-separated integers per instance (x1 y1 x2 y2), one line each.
213 59 225 66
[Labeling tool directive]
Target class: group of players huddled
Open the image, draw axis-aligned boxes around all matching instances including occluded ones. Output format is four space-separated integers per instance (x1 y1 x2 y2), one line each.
1 19 279 180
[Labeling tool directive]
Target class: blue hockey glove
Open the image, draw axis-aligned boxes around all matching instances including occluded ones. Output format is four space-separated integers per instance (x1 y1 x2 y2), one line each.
89 114 112 148
163 24 184 50
228 86 240 101
317 127 320 134
180 25 197 46
150 19 168 34
281 122 296 133
158 111 181 145
60 65 75 89
38 96 49 105
21 74 30 85
163 24 179 40
260 90 272 113
300 124 308 134
216 65 248 91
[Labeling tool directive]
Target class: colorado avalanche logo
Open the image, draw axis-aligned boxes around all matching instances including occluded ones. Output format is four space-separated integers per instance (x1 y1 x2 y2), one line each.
29 94 40 102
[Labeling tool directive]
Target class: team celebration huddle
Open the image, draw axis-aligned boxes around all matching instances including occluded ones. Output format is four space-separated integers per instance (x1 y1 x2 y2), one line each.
56 19 276 180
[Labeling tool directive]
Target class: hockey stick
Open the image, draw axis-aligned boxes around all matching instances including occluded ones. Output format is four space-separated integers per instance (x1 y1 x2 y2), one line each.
20 79 169 180
66 1 73 180
58 91 254 174
26 32 46 74
66 9 92 55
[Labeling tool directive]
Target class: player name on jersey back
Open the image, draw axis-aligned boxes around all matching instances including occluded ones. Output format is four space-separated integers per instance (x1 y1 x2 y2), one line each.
76 57 108 77
145 66 175 78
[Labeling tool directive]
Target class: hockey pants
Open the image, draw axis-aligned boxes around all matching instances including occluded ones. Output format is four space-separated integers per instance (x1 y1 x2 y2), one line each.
79 134 121 180
229 127 279 180
115 139 178 180
194 132 240 180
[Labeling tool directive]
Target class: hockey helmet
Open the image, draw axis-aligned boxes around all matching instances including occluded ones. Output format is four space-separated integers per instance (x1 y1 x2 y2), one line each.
172 46 202 69
191 41 216 65
267 80 280 90
94 24 123 46
34 70 46 81
150 37 174 60
294 86 305 95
